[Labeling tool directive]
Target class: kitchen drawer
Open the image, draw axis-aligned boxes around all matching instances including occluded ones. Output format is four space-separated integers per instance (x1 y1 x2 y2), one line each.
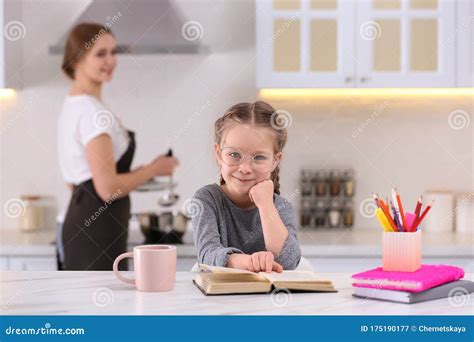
127 257 197 272
0 257 8 271
9 256 57 271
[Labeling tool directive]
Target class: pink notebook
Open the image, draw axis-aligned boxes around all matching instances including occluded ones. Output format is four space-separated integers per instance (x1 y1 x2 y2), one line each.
351 264 464 293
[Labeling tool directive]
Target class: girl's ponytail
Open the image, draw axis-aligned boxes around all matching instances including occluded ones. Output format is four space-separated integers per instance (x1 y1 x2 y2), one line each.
271 165 281 195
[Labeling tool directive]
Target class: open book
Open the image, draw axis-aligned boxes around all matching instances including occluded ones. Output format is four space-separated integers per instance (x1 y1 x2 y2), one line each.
194 264 337 295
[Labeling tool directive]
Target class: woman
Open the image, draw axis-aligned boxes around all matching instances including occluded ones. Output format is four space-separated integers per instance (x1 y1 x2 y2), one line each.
57 23 179 270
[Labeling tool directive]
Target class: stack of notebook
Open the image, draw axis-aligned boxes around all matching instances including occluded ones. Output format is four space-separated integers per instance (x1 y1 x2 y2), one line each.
351 264 474 304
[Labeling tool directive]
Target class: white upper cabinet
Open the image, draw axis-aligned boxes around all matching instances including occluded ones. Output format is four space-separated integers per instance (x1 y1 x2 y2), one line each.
0 0 5 89
0 0 22 90
456 0 473 87
256 0 472 88
356 0 455 87
256 0 355 88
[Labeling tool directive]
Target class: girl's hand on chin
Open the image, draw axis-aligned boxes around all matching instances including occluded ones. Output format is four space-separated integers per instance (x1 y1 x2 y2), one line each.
249 179 274 209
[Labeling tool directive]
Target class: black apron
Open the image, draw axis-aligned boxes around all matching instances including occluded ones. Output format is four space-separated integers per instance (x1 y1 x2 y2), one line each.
61 131 135 271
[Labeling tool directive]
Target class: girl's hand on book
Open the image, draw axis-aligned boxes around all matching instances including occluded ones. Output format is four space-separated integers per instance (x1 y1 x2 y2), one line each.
249 180 274 209
248 252 283 273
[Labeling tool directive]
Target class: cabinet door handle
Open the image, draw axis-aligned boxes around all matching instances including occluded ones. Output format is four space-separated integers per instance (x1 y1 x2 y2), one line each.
360 76 370 83
345 76 352 83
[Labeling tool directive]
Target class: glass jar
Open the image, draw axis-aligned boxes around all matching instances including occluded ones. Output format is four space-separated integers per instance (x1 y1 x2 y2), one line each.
300 210 312 227
314 200 327 227
328 199 342 228
300 197 313 227
18 195 45 232
314 170 328 197
343 169 355 197
342 200 354 228
329 170 342 197
300 169 313 197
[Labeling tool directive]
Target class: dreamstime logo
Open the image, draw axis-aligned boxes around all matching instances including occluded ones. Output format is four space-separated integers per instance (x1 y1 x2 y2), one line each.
352 101 390 138
270 288 292 307
181 198 204 219
0 97 35 136
359 197 377 218
260 15 297 50
448 287 471 307
448 110 470 130
93 109 115 130
360 21 381 40
170 99 212 142
92 287 114 308
4 21 26 41
4 198 25 218
1 278 31 311
270 110 292 130
181 21 203 41
83 189 122 228
84 12 122 50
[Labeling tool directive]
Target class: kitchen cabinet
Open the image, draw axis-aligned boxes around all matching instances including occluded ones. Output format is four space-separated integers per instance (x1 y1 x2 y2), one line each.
0 253 197 272
456 0 474 87
256 0 471 88
357 0 455 87
256 0 355 88
0 257 8 270
8 256 57 271
0 255 57 271
0 0 22 90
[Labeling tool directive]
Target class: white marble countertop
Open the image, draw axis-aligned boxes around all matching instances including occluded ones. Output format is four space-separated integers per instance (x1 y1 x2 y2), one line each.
1 271 472 315
1 227 472 258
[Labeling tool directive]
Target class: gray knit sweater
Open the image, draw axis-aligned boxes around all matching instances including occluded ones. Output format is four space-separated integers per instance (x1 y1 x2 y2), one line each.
192 184 301 270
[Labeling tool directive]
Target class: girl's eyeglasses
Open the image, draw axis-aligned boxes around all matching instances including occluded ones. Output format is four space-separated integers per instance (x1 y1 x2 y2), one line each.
219 147 278 173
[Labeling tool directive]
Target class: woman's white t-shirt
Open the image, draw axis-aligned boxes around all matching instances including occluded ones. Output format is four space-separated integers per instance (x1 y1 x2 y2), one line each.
57 95 129 185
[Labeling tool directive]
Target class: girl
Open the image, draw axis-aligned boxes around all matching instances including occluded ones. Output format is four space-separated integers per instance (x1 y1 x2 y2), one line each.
192 101 301 273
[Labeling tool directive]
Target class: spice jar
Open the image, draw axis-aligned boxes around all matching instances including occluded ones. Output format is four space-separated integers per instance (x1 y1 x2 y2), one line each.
342 200 354 228
343 169 355 197
301 169 314 197
18 195 45 232
329 170 342 197
300 198 313 227
314 200 327 227
328 199 342 228
300 210 312 227
314 170 328 197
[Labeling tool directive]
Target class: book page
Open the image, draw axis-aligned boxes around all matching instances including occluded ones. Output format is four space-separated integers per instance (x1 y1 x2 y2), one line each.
198 264 256 275
259 271 322 283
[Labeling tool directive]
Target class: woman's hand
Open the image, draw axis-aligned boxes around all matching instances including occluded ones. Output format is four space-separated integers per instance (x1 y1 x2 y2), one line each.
249 179 274 209
227 252 283 273
146 154 179 177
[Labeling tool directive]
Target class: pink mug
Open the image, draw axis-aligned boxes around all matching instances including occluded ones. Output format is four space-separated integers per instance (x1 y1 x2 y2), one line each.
113 245 177 292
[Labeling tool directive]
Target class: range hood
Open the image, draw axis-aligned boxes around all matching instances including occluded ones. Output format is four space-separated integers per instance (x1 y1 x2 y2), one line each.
49 0 209 55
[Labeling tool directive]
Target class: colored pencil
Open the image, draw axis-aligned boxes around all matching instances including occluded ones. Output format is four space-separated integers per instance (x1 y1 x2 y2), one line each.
390 200 402 232
394 188 407 231
414 196 423 219
411 200 434 231
373 194 397 232
391 188 405 231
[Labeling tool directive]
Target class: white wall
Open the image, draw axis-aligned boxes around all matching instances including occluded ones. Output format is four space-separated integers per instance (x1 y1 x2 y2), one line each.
1 0 472 231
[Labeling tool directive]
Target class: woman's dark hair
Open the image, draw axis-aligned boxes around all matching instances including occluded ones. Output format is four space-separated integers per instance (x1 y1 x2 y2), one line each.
62 22 114 79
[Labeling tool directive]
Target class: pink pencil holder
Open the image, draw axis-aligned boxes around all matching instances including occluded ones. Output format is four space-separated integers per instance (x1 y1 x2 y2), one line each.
382 231 422 272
